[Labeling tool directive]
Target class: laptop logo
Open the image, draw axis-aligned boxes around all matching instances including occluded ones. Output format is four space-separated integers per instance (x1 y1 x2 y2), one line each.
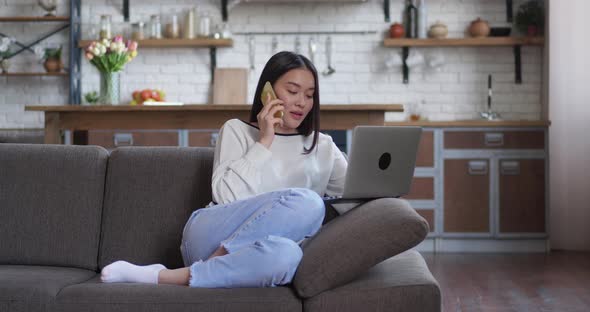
378 153 391 170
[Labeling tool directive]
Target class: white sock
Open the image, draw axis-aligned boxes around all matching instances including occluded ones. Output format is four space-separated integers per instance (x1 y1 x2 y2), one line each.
100 261 166 284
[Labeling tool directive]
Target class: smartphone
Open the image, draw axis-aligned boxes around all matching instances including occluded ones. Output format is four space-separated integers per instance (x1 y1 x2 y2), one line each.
260 81 283 118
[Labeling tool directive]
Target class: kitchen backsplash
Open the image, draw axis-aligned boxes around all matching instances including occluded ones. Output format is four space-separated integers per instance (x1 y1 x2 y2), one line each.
0 0 543 129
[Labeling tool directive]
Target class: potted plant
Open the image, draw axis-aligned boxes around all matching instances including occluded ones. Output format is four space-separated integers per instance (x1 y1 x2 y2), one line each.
42 46 63 73
515 0 545 36
85 36 138 105
0 37 15 73
84 91 99 105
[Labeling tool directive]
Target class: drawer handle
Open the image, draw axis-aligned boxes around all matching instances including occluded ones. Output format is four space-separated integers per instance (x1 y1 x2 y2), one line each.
468 160 488 175
113 133 133 146
500 160 520 175
484 133 504 146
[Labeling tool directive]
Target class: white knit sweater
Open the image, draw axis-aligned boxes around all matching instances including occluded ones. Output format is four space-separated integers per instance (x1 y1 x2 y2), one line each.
210 119 348 205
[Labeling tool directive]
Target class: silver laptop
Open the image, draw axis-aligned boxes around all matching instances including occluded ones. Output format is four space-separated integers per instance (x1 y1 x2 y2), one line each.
324 126 422 204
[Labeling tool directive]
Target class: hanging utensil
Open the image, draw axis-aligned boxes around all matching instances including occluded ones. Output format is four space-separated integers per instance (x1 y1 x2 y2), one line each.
308 37 317 64
294 36 302 55
322 36 335 76
248 35 255 70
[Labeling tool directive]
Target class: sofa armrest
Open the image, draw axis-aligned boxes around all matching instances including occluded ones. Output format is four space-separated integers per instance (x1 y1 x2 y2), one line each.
292 198 429 298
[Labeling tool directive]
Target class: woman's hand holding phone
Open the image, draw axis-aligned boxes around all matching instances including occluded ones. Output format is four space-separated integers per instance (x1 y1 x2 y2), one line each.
257 82 284 149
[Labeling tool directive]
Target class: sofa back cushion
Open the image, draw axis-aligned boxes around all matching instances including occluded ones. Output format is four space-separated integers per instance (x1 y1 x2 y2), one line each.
0 144 109 270
98 147 214 270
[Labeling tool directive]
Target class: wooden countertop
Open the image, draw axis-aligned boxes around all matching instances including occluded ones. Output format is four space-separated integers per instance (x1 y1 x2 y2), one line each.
385 120 551 127
30 104 403 144
25 104 404 112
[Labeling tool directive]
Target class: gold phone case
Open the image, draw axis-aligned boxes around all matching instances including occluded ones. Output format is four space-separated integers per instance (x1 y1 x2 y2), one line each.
261 81 283 118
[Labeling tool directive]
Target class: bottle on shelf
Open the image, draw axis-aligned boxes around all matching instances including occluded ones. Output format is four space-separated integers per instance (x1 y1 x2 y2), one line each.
199 11 211 38
99 15 112 40
183 7 196 39
417 0 428 39
404 0 418 38
150 14 162 39
131 22 145 41
164 10 180 39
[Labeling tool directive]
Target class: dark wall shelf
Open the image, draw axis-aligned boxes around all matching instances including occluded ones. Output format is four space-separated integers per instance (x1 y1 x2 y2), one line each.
0 72 68 76
383 37 545 47
79 38 233 48
0 6 79 103
0 16 70 22
383 37 545 84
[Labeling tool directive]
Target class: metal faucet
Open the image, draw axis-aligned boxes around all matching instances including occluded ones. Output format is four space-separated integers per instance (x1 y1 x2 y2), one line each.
480 74 501 120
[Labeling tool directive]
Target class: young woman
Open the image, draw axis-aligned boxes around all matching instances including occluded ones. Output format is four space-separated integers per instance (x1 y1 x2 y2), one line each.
100 51 348 288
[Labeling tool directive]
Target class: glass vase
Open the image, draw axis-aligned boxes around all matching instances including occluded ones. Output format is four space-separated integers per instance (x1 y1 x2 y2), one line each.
99 71 120 105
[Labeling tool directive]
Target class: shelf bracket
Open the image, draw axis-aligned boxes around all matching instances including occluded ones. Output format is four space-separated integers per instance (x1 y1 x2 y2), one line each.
0 33 35 54
221 0 229 22
384 0 390 22
210 47 217 84
514 45 522 84
3 24 70 59
506 0 513 23
123 0 130 22
402 46 409 84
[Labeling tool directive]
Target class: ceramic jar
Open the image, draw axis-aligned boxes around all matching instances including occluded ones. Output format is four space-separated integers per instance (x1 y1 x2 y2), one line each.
428 21 448 39
469 17 490 38
43 57 62 73
389 22 405 38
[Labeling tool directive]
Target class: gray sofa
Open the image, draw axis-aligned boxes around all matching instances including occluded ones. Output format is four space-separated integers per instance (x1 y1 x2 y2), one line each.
0 143 440 312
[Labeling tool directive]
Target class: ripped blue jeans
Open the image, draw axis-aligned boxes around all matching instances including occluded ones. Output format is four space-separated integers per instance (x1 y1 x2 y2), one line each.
180 188 325 288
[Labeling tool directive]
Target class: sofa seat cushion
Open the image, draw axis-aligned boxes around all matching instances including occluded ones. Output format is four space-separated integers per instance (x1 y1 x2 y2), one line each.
303 250 441 312
0 265 96 312
55 276 301 312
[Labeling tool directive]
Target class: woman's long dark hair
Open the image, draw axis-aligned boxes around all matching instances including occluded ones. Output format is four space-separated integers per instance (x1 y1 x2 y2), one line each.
249 51 320 155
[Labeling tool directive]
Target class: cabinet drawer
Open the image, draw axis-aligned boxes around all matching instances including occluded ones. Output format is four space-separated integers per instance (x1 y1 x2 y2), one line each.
416 209 435 232
188 131 219 147
416 131 434 167
88 130 179 148
403 177 434 200
444 131 544 149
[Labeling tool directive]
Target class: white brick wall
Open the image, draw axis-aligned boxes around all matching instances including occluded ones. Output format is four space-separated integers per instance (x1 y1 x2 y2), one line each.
0 0 544 129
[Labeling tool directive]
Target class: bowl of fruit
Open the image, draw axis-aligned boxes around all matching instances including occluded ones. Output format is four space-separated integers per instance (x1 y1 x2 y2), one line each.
130 89 166 105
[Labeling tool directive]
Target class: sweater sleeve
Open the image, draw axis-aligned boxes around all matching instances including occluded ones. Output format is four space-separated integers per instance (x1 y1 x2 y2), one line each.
324 141 348 197
211 121 272 205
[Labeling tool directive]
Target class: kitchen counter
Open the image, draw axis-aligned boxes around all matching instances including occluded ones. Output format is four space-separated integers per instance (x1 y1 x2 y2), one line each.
26 104 403 112
385 120 550 127
26 104 403 144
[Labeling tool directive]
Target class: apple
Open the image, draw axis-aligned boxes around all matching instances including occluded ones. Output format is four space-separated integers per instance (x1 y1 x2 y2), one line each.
141 89 152 101
151 90 161 101
157 89 166 101
132 91 140 101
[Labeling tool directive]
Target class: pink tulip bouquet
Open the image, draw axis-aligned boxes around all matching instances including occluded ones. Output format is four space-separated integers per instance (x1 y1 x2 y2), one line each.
84 36 138 73
84 36 138 104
